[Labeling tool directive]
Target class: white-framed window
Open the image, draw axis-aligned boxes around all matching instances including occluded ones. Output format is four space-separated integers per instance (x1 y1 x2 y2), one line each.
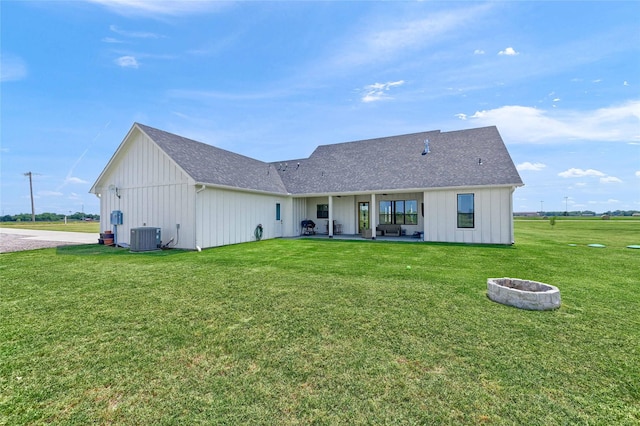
457 193 474 228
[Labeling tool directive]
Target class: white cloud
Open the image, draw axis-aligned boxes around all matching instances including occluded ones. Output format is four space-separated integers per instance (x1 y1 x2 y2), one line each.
498 47 519 56
328 3 494 70
101 37 125 43
624 81 630 86
115 56 139 68
516 162 546 171
361 80 405 103
66 177 89 184
68 192 82 200
169 87 292 102
109 25 162 39
466 100 640 144
86 0 226 16
38 190 63 197
600 176 622 184
558 168 605 178
636 171 640 178
474 49 485 55
0 53 27 82
455 113 467 120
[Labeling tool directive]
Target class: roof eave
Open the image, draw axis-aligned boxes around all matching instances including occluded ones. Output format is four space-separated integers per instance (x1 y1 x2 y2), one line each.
422 183 524 192
289 183 524 198
195 182 289 197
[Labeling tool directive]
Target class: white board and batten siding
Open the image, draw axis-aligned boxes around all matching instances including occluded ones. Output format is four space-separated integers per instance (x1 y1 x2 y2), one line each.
195 187 287 249
290 198 308 237
331 196 357 235
96 129 196 249
423 186 515 245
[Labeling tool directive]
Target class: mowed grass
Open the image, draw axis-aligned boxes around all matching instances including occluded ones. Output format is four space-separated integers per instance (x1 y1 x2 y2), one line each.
1 220 638 424
0 221 99 233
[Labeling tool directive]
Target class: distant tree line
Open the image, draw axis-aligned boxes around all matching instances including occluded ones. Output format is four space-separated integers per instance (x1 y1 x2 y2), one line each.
0 212 100 222
542 210 599 217
517 210 640 217
545 210 640 217
601 210 640 217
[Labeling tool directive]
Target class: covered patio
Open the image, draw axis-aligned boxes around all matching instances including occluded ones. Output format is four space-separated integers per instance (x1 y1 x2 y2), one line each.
297 192 424 242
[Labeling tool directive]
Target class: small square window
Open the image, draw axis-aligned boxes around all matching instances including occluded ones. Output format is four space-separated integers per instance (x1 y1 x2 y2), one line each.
317 204 329 219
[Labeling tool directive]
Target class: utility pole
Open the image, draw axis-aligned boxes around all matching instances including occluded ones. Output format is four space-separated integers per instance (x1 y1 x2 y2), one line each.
540 201 544 216
564 196 569 217
24 172 36 222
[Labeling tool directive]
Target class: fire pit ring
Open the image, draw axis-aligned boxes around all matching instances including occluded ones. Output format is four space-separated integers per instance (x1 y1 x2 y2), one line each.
487 277 560 311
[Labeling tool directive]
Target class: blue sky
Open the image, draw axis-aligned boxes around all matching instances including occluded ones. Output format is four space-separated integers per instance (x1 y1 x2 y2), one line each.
1 0 639 216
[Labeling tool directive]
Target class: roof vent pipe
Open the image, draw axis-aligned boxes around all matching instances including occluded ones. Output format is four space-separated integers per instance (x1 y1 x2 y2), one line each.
421 139 430 156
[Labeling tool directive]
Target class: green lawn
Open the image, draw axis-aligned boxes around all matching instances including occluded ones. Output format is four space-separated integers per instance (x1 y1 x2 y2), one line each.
1 220 639 425
0 221 99 233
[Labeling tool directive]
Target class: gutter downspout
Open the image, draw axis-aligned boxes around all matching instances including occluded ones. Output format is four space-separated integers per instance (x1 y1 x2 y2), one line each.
195 185 206 251
510 186 515 244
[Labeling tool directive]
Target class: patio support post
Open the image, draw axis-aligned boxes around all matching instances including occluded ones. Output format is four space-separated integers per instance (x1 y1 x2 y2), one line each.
370 193 376 240
328 195 334 238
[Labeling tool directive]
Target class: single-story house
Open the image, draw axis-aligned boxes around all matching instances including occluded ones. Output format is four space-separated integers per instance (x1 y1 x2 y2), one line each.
90 123 523 249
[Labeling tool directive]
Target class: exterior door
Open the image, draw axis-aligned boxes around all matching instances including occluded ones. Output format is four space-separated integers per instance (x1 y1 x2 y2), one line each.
358 202 369 233
274 202 283 237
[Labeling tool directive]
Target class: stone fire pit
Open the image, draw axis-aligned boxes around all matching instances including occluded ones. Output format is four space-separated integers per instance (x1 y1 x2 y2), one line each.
487 278 561 311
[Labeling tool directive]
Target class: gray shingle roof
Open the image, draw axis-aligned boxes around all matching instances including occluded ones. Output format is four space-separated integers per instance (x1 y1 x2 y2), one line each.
275 126 523 194
137 123 288 194
137 123 522 195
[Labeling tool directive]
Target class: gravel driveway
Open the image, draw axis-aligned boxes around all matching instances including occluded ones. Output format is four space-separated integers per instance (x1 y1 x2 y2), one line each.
0 228 99 254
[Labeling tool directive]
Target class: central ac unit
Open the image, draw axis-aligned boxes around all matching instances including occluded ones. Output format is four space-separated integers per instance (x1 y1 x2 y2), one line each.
130 227 161 252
